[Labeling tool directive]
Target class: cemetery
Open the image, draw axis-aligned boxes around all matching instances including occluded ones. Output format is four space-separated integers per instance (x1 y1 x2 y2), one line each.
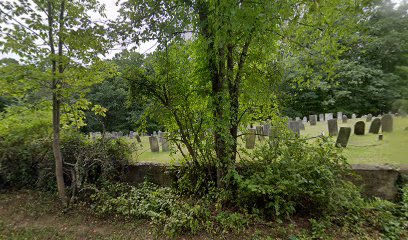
1 0 408 239
101 114 408 165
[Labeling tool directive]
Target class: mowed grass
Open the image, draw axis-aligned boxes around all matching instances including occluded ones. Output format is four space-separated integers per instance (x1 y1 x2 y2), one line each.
129 117 408 165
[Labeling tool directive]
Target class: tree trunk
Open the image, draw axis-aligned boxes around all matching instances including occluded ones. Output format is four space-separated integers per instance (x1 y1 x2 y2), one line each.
52 92 66 205
48 0 67 205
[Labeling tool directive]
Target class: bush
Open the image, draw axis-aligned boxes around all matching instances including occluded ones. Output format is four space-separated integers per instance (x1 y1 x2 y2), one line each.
91 182 212 237
0 106 135 193
235 136 363 218
392 99 408 115
0 106 53 190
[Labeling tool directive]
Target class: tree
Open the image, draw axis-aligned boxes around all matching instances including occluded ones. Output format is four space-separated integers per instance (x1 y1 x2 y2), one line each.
118 0 365 188
280 0 408 117
0 0 112 204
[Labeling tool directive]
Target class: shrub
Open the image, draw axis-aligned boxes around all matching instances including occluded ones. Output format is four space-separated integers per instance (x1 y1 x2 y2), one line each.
235 136 364 218
0 106 135 193
90 182 212 237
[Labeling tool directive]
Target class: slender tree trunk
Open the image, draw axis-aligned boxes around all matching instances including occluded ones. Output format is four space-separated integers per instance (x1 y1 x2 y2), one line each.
48 0 66 205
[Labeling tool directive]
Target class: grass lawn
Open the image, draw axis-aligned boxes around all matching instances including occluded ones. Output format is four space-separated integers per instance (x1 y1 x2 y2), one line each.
129 117 408 165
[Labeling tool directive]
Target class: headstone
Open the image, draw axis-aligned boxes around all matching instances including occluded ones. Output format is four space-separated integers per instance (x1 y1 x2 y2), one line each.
381 114 393 132
352 114 356 119
329 113 333 120
335 127 351 147
368 118 381 134
288 121 300 135
295 117 300 121
354 121 365 135
245 128 256 149
162 135 169 152
302 116 307 123
378 134 383 141
319 114 325 122
118 131 123 137
366 114 373 122
263 123 271 137
325 113 330 121
309 115 317 126
327 119 338 136
149 136 160 152
342 115 348 123
337 112 343 120
256 125 264 141
113 132 118 138
153 131 157 136
129 131 134 139
158 131 165 143
298 120 305 130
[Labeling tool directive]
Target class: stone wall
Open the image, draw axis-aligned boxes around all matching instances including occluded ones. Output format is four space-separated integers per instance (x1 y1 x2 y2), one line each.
124 163 408 201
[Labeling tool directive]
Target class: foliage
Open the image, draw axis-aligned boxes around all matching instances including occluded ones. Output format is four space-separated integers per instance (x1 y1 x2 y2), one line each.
236 136 364 218
118 0 366 189
281 0 408 117
91 182 212 237
392 99 408 115
0 105 52 189
0 105 135 196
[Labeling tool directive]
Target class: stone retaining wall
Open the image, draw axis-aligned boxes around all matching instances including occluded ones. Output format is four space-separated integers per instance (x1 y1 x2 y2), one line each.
124 163 408 201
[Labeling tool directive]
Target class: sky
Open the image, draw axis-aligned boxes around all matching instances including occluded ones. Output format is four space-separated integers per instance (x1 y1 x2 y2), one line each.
0 0 157 60
0 0 404 61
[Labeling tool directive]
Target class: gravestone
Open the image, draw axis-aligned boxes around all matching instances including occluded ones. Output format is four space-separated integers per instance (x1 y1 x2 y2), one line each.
245 128 256 149
366 114 373 122
309 115 317 126
335 127 351 147
319 114 325 122
381 114 393 132
149 136 160 152
158 131 165 143
327 119 338 136
129 131 134 139
352 114 356 119
263 123 271 137
162 135 169 152
337 112 343 120
369 118 381 134
256 125 264 141
298 120 305 130
153 131 157 136
295 117 300 121
302 116 307 123
342 115 348 123
325 113 330 121
288 121 300 135
118 131 123 137
354 121 365 135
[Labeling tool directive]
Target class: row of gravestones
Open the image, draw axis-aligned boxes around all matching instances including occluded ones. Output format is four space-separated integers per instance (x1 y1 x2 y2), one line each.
245 114 395 149
148 134 170 152
334 114 394 148
88 130 170 153
327 114 393 137
307 113 380 126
